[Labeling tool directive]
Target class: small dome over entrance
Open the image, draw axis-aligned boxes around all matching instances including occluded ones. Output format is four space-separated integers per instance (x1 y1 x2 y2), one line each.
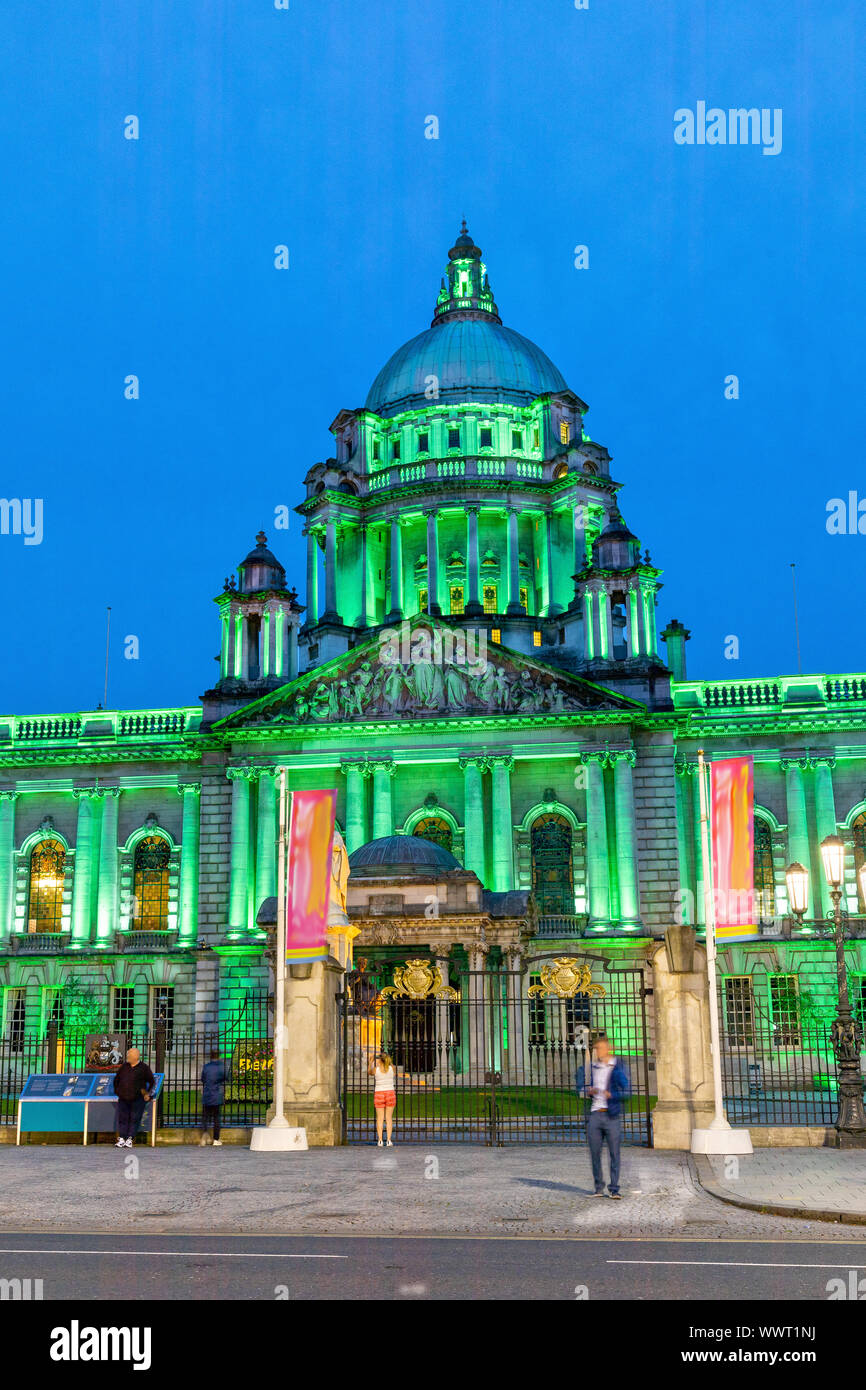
349 834 460 875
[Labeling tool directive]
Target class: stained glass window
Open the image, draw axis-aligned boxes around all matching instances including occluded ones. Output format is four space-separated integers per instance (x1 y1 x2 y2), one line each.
483 585 497 614
449 585 464 615
531 814 574 916
413 816 453 854
133 835 171 932
28 838 65 933
754 816 775 921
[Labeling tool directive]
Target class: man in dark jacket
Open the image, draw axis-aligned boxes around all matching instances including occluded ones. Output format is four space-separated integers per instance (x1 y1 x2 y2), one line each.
113 1048 155 1149
200 1051 227 1146
575 1034 629 1198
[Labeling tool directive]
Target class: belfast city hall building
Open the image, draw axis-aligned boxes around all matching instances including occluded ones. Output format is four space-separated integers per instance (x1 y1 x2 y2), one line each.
2 225 865 1138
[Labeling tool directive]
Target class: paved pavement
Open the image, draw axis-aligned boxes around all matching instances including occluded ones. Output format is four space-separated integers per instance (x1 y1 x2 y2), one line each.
697 1148 866 1224
1 1231 864 1301
2 1144 866 1240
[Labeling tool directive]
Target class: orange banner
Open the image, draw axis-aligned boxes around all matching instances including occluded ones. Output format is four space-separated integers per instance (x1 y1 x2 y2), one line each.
710 756 757 942
285 789 336 963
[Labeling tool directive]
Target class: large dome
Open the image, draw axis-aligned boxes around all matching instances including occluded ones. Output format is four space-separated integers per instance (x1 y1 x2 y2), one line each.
349 834 461 875
365 319 568 419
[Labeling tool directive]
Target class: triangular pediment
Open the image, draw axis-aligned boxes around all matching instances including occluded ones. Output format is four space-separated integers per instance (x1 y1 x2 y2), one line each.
215 619 642 729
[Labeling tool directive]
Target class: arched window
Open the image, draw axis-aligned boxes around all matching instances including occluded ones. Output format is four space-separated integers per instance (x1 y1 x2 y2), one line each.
133 835 171 931
531 813 574 915
28 838 65 933
412 816 453 854
853 813 866 908
754 816 775 921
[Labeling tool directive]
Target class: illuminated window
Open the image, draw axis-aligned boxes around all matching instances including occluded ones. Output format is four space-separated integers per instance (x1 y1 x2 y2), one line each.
531 813 574 915
45 988 64 1036
754 817 775 921
5 988 25 1052
853 812 866 907
769 975 801 1047
417 432 429 454
149 985 175 1041
479 427 493 449
413 816 453 854
133 836 171 932
448 428 460 449
491 628 501 644
533 427 540 449
533 631 542 647
483 585 497 614
112 986 135 1035
512 429 523 451
723 977 754 1046
418 588 428 612
560 420 570 445
28 838 65 933
392 438 401 460
449 585 464 614
372 438 380 461
519 586 528 613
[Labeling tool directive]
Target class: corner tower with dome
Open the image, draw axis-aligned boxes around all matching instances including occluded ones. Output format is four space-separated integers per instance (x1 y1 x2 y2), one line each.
297 224 666 707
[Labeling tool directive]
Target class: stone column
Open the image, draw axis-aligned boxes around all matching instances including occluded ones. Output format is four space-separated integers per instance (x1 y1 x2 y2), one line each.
503 947 526 1082
288 612 299 680
545 510 560 615
95 788 120 947
220 613 231 678
674 765 693 924
305 530 319 625
323 517 340 621
572 502 586 601
178 782 201 945
343 762 368 853
227 769 253 936
372 761 395 839
358 526 369 628
582 590 594 659
782 759 812 917
582 754 610 929
460 756 487 884
814 757 837 919
465 506 482 616
612 752 641 929
425 511 441 615
467 943 490 1081
490 755 515 891
71 788 99 947
689 765 706 927
387 516 404 621
601 589 614 660
255 771 277 918
649 925 716 1148
506 508 522 614
0 791 17 946
239 617 250 681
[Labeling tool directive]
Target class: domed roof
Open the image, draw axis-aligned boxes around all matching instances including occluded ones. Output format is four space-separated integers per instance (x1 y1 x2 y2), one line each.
237 531 286 594
348 834 461 874
365 319 568 418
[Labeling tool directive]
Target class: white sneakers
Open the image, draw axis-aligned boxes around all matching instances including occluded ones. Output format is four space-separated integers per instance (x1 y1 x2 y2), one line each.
213 1139 222 1147
386 1140 393 1147
115 1137 125 1149
377 1139 384 1147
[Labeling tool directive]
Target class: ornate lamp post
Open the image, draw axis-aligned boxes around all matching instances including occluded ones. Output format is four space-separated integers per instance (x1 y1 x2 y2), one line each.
786 841 866 1147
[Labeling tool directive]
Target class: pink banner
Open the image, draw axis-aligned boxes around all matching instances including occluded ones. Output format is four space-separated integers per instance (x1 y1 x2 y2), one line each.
710 756 756 942
285 789 336 963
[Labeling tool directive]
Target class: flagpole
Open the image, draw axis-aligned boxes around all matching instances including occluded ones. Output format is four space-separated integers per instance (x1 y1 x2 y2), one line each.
271 768 289 1129
691 749 753 1155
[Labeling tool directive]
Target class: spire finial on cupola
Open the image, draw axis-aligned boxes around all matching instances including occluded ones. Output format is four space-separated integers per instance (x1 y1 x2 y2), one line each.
432 222 501 327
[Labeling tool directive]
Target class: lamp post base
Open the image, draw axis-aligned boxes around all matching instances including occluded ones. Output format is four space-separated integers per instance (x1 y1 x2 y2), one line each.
250 1123 308 1152
690 1121 753 1156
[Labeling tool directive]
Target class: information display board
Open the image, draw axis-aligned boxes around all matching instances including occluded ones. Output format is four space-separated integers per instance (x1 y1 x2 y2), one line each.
17 1073 165 1146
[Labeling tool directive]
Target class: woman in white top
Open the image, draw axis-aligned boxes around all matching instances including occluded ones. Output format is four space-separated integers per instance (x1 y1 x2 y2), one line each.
368 1051 397 1146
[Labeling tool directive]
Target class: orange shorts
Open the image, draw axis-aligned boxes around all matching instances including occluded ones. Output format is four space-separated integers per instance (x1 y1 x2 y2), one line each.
374 1090 396 1108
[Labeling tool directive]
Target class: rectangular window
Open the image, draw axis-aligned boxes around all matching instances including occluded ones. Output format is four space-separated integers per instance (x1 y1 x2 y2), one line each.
723 976 754 1046
528 977 546 1046
533 631 542 647
44 988 64 1036
5 988 26 1052
512 429 523 451
112 985 135 1036
418 588 428 613
769 975 801 1046
149 985 175 1043
491 628 501 644
449 585 464 615
448 427 460 449
533 427 540 449
417 431 429 454
479 427 493 449
372 438 380 461
482 584 498 615
855 977 866 1032
519 585 528 613
560 420 571 445
392 438 401 460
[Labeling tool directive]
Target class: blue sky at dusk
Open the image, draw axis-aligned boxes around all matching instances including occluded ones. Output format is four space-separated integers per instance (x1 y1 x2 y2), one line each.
1 0 863 714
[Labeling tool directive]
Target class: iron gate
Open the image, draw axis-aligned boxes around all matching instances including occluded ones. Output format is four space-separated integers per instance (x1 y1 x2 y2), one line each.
339 953 652 1145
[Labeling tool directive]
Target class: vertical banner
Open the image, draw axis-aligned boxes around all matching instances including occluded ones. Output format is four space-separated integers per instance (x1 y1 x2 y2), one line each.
285 789 336 963
710 756 756 943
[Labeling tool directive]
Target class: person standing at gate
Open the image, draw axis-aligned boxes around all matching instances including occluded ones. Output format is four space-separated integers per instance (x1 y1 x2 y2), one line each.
369 1051 397 1146
113 1047 155 1149
576 1034 629 1198
200 1049 227 1147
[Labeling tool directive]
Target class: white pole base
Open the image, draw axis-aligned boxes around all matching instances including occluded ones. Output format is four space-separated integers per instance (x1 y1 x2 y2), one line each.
249 1125 308 1152
690 1125 753 1155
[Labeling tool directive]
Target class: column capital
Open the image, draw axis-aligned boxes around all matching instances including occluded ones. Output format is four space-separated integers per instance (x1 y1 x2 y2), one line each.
488 754 514 772
459 755 489 772
226 766 258 782
780 756 809 774
99 786 121 798
371 759 397 778
72 786 100 800
609 749 637 768
465 503 480 516
579 750 608 767
177 781 202 796
0 789 18 802
812 755 837 771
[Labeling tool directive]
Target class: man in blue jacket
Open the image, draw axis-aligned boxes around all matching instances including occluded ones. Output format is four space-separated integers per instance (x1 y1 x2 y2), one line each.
200 1050 227 1147
576 1033 629 1198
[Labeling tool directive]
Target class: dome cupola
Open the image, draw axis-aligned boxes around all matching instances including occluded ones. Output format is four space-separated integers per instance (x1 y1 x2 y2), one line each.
237 532 287 594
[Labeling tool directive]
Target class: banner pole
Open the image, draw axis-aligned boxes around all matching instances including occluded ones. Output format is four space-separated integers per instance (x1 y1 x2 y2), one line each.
271 768 289 1129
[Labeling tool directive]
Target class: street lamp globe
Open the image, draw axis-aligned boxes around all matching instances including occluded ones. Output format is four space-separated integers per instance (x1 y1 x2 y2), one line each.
785 862 810 918
820 835 846 891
